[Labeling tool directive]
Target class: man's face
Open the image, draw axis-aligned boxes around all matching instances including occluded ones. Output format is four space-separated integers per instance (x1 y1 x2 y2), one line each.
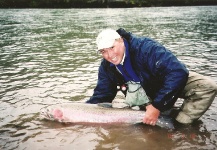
99 38 125 65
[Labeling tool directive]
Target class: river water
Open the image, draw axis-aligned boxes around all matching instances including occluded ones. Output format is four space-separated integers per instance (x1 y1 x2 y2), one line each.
0 6 217 150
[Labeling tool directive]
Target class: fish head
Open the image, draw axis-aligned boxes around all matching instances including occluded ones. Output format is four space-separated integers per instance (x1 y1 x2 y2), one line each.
40 107 65 122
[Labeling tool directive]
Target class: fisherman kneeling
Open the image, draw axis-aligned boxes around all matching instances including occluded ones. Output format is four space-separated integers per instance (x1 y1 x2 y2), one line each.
86 28 217 126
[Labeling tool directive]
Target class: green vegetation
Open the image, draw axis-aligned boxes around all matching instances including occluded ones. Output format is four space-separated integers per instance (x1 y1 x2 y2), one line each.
0 0 216 8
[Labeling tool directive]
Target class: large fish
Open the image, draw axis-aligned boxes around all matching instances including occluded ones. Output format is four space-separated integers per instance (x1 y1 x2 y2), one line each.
40 103 174 129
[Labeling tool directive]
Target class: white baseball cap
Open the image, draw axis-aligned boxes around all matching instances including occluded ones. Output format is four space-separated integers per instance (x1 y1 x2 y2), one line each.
96 29 121 51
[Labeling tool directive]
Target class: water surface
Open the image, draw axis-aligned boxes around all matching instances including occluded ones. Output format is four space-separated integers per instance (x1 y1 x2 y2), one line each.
0 6 217 150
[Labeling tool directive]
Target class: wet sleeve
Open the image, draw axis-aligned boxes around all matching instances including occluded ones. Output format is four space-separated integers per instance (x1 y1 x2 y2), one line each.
86 63 117 104
146 43 189 111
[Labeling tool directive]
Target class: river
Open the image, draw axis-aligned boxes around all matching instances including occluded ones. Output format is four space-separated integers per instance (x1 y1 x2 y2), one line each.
0 6 217 150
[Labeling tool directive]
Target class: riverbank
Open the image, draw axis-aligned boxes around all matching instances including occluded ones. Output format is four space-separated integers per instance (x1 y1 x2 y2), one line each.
0 0 217 8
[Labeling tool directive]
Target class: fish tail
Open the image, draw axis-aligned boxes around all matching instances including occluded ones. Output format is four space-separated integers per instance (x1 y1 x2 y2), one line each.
156 116 174 130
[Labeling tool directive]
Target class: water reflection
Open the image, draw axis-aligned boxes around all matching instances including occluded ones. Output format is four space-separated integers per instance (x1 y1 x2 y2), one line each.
0 6 217 150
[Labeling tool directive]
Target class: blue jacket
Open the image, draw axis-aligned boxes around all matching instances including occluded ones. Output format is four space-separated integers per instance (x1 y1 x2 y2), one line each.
86 28 189 112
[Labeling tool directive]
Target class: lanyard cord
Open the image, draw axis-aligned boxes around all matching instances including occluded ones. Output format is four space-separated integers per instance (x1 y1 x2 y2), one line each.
127 81 141 93
121 66 142 93
122 66 137 82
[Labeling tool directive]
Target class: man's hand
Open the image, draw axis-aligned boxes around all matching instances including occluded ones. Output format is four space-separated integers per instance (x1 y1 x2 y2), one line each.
143 104 160 126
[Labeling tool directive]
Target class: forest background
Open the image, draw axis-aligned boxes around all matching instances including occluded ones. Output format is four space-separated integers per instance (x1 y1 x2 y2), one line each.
0 0 217 8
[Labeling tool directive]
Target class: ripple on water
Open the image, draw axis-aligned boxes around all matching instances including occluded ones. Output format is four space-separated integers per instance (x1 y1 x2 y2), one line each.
0 7 217 150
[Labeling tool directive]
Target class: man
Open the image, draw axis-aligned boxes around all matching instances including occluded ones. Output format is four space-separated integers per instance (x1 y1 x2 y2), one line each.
86 28 217 126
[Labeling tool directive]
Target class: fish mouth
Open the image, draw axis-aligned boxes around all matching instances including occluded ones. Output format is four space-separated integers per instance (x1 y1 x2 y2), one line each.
40 108 55 121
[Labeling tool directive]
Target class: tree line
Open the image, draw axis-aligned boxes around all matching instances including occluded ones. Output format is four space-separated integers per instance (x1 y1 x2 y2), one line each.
0 0 216 8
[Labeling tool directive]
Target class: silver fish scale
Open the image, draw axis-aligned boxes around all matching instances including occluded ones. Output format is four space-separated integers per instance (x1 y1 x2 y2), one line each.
40 103 174 129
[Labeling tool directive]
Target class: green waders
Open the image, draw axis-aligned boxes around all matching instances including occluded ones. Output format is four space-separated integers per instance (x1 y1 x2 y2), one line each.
176 71 217 124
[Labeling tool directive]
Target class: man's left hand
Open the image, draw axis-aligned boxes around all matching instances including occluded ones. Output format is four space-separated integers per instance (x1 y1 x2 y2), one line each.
143 104 160 126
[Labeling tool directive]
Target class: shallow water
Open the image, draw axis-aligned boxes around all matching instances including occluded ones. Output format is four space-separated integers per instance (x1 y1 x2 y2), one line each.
0 6 217 150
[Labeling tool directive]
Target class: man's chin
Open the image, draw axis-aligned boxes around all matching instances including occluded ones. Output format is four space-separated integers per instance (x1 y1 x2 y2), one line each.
111 61 120 65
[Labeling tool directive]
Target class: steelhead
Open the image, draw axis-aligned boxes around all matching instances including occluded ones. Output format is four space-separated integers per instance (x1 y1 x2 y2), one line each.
40 103 174 129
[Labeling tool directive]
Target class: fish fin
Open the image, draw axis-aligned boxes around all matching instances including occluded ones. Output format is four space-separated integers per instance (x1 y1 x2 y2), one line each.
97 103 113 108
131 106 140 110
112 100 130 109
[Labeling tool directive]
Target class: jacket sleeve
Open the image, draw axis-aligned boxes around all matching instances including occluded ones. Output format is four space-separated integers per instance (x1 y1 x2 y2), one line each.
143 40 189 111
86 60 117 104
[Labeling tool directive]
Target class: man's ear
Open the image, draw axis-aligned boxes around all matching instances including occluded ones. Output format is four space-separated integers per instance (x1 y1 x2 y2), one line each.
119 37 124 42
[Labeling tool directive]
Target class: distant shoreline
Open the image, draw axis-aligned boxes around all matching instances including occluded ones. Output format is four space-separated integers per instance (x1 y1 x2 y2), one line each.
0 0 217 8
